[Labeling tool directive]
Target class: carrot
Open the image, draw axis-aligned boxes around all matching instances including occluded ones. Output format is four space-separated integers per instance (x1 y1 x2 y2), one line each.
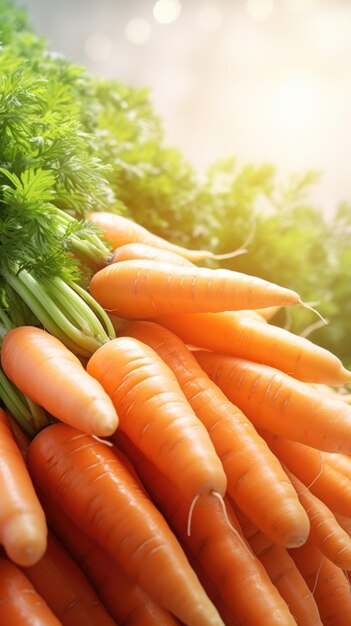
286 470 351 570
155 311 351 384
38 478 181 626
88 211 242 262
27 422 225 626
111 242 195 267
0 555 63 626
89 259 302 319
289 543 351 626
261 432 351 518
322 450 351 479
253 305 281 320
115 430 299 626
195 351 351 454
1 326 118 437
335 515 351 538
230 502 322 626
86 335 227 504
23 532 117 626
121 320 310 548
0 407 47 566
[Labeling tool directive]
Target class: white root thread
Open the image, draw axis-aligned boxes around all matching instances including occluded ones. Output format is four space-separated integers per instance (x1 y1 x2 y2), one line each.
311 556 325 596
92 435 114 447
187 494 200 537
299 300 328 326
211 491 255 559
300 319 328 339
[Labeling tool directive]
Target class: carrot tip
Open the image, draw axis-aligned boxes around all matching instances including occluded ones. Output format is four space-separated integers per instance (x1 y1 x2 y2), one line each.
2 514 47 567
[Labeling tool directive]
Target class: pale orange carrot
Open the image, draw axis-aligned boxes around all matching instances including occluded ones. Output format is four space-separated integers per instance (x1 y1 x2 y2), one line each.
195 351 351 454
88 211 242 262
89 259 302 319
1 326 118 437
155 311 351 384
87 336 227 504
0 408 47 567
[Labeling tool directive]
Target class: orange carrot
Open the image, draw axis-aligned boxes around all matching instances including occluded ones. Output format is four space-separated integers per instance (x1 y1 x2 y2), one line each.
38 481 181 626
286 470 351 570
230 503 322 626
121 320 310 548
23 532 117 626
88 211 241 262
253 305 281 320
0 408 47 566
89 259 302 319
261 432 351 518
156 311 351 384
1 326 118 437
115 430 299 626
111 242 195 266
27 422 225 626
289 543 351 626
322 450 351 479
0 555 63 626
195 351 351 454
87 336 227 504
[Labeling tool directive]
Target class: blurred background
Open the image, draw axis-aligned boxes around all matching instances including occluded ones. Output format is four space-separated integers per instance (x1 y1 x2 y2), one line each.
11 0 351 219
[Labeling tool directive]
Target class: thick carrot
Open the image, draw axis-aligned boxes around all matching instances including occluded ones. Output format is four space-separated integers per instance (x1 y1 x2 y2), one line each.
289 543 351 626
286 470 351 570
156 311 351 384
115 430 299 626
38 485 181 626
87 336 227 504
231 502 322 626
111 242 195 266
0 407 47 566
1 326 118 437
27 423 225 626
195 351 351 454
262 432 351 518
0 555 63 626
23 532 117 626
122 320 310 548
89 259 302 319
88 211 241 262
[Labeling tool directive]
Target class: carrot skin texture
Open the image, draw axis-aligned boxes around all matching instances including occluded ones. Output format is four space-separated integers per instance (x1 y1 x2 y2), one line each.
87 336 227 503
27 423 224 626
155 311 351 384
122 320 310 549
0 555 63 626
38 487 182 626
89 259 301 319
23 532 118 626
262 432 351 518
0 408 47 566
289 543 351 626
115 431 299 626
1 326 118 437
285 470 351 570
195 351 351 454
231 504 322 626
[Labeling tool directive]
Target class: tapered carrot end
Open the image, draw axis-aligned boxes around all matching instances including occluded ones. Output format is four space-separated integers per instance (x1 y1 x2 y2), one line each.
2 513 47 567
340 366 351 384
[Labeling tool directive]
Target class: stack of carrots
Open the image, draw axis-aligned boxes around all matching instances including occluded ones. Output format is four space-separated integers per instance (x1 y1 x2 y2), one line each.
0 211 351 625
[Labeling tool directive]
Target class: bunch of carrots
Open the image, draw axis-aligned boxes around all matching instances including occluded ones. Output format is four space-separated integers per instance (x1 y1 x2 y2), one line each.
0 211 351 625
